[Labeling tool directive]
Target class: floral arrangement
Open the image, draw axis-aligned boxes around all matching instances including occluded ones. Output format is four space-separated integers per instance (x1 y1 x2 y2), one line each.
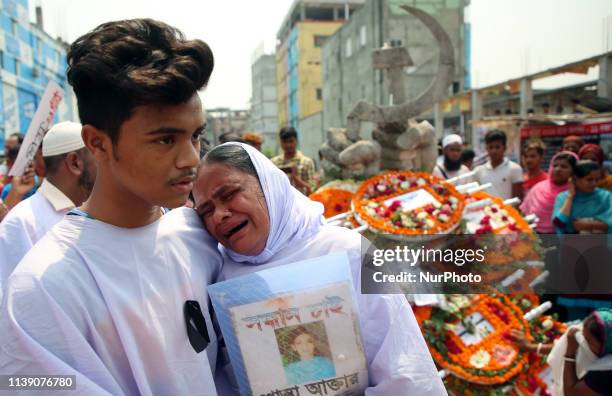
309 188 354 218
423 293 531 385
465 192 532 235
353 172 465 235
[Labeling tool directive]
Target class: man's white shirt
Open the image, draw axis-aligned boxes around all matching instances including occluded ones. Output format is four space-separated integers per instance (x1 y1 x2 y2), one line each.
0 208 221 395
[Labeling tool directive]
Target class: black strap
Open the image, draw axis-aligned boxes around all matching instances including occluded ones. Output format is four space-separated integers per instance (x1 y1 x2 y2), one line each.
436 164 449 179
184 300 210 353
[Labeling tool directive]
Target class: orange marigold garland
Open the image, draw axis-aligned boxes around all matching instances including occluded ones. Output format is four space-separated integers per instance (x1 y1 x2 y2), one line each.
309 188 354 218
423 293 532 385
353 171 465 235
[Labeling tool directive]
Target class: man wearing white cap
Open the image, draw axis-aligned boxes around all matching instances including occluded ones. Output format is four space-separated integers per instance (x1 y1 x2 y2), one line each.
432 134 472 185
0 121 96 288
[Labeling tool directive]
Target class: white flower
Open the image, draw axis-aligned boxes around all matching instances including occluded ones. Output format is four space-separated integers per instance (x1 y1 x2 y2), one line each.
433 201 442 209
400 181 409 190
449 196 458 204
367 202 378 208
417 178 426 186
377 184 387 192
439 214 449 222
425 219 435 228
469 349 491 368
541 319 554 330
416 212 428 220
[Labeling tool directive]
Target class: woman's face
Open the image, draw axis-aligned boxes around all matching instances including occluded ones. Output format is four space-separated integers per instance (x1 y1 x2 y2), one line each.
292 333 315 360
583 316 604 356
575 170 601 193
194 163 270 256
551 158 573 185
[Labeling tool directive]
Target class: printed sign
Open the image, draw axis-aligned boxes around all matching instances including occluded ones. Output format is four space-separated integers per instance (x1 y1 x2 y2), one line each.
9 81 63 176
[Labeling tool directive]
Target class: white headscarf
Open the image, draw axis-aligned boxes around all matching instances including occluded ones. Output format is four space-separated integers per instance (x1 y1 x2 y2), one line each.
213 143 325 264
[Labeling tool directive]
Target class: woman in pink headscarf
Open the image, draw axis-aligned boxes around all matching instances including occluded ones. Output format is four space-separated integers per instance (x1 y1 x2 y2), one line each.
520 151 578 233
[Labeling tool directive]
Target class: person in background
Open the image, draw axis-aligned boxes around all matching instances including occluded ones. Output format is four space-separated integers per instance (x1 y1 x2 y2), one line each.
579 143 612 191
1 142 40 202
218 132 245 144
0 133 23 184
522 140 548 195
271 126 315 195
461 148 476 170
520 151 577 233
0 121 97 289
432 134 472 185
509 308 612 396
473 129 523 200
553 160 612 234
562 135 585 155
242 131 263 151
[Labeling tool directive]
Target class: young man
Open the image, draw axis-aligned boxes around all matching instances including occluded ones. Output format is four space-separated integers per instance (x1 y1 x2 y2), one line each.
0 19 221 395
474 129 523 200
0 122 96 288
271 126 315 195
432 134 472 185
521 140 548 195
0 132 23 183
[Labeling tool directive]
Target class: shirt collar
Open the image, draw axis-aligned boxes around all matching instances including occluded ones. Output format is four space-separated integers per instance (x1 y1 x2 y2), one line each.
38 179 75 212
486 157 508 170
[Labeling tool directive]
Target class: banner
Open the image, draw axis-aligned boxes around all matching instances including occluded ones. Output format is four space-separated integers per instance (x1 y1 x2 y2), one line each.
209 252 368 396
9 81 64 177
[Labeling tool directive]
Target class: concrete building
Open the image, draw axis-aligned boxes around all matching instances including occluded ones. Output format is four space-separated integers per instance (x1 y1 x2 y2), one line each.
205 107 250 145
0 1 77 150
321 0 470 147
249 53 278 153
276 0 365 159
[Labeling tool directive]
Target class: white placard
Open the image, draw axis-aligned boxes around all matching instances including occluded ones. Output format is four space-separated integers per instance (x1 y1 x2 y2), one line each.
453 312 494 346
9 81 64 177
383 189 440 212
230 282 368 395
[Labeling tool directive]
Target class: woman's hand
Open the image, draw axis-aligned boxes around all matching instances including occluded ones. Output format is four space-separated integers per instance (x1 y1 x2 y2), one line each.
508 329 533 352
573 218 607 232
565 327 579 357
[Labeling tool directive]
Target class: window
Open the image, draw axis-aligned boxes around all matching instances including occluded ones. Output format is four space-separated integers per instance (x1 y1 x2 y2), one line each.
360 26 367 47
346 38 352 58
0 51 4 69
316 88 322 101
314 35 328 48
36 38 42 58
11 19 17 36
14 58 20 76
390 39 403 47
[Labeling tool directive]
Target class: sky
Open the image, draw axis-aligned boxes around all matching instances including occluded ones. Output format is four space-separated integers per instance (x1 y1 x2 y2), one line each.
30 0 612 109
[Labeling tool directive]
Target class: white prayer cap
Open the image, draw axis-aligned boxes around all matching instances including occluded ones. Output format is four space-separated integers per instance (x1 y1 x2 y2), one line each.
442 134 463 148
42 122 84 157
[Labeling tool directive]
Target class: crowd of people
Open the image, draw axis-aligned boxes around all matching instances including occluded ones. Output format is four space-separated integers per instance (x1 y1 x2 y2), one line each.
430 129 612 236
0 16 610 396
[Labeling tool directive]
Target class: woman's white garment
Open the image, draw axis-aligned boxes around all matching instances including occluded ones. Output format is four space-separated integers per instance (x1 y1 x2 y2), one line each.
547 324 612 396
0 208 221 395
213 143 446 395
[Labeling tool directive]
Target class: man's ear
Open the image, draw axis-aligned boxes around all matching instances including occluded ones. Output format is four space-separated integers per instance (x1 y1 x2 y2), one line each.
82 125 113 162
63 152 82 177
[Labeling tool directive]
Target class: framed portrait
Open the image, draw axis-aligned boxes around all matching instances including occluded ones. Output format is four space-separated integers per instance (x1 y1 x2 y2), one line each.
209 251 368 396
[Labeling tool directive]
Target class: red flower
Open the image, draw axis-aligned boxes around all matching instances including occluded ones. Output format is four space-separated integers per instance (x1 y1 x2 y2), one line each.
491 207 499 213
480 216 491 225
390 200 402 211
444 338 461 354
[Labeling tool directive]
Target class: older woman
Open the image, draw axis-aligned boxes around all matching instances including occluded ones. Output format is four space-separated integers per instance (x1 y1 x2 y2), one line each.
193 143 445 395
553 160 612 234
520 151 577 233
